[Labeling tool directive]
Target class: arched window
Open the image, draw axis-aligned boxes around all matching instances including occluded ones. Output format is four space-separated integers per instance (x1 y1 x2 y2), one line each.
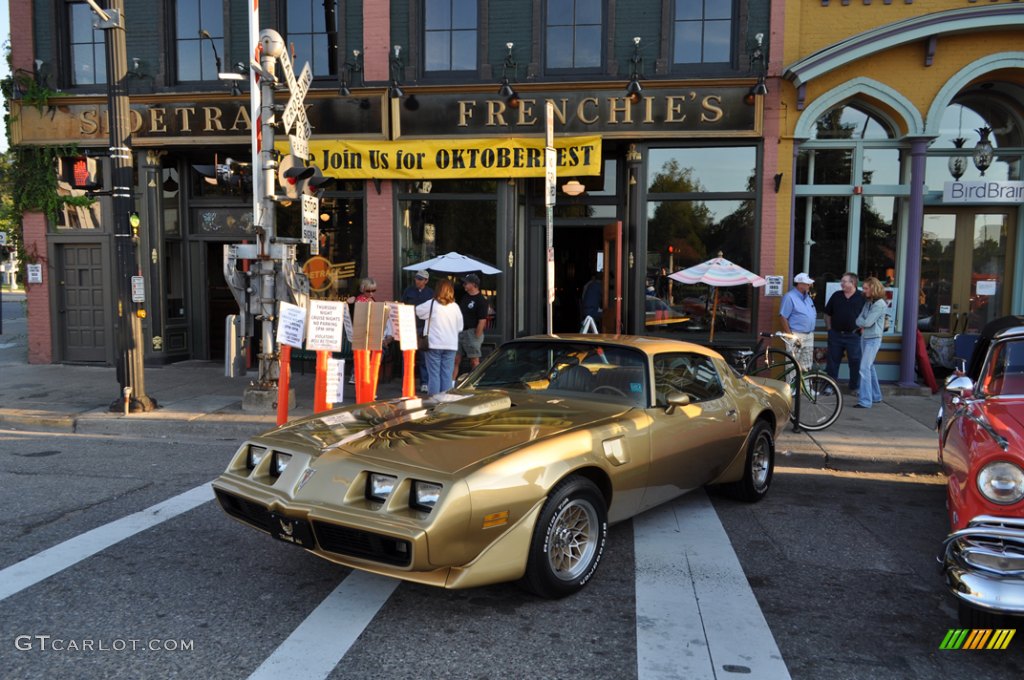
794 105 904 313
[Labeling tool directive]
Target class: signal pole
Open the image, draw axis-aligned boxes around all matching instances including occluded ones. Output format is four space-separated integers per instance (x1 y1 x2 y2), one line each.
87 0 155 412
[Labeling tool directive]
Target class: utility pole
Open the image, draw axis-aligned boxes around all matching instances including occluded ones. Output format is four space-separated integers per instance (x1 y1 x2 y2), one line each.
87 0 155 412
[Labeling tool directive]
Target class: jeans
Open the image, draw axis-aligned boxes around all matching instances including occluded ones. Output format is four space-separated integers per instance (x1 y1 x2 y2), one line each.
826 330 862 390
426 348 456 395
857 336 883 407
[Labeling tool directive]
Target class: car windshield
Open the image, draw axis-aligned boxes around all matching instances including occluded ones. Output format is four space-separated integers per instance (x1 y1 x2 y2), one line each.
464 340 650 407
979 338 1024 397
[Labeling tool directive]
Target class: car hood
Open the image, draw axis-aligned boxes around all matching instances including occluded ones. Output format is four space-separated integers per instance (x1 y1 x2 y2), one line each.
254 390 632 475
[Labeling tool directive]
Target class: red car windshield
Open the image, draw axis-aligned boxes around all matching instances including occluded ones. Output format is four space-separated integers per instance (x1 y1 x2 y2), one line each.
979 339 1024 397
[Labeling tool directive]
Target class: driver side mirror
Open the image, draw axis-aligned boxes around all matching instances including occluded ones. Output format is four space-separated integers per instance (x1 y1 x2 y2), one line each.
945 375 974 401
666 391 691 415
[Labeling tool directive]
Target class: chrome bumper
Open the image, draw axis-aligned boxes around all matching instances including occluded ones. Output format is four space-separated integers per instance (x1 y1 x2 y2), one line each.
939 515 1024 615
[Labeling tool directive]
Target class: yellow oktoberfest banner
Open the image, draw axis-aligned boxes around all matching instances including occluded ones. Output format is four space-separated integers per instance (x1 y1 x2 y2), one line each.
277 136 601 180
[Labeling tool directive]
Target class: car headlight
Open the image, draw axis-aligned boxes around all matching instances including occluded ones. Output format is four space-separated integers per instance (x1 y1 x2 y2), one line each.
411 481 442 512
367 473 398 503
977 461 1024 505
246 445 268 470
270 452 292 477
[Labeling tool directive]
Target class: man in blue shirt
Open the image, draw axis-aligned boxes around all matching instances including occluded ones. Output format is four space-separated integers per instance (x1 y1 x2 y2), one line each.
779 272 817 371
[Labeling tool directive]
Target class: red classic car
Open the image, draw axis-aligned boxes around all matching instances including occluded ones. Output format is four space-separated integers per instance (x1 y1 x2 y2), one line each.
938 317 1024 627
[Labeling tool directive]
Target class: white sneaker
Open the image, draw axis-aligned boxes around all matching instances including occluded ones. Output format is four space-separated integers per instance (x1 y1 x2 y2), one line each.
420 383 429 393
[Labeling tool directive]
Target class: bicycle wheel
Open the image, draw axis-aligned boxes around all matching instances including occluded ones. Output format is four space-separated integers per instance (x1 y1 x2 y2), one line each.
746 349 799 384
797 373 842 431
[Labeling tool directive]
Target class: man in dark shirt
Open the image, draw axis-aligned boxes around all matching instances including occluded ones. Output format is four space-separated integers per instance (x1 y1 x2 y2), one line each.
824 272 864 392
401 270 434 391
454 273 489 382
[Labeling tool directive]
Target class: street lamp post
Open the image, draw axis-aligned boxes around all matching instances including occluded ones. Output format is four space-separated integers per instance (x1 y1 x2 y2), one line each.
87 0 155 412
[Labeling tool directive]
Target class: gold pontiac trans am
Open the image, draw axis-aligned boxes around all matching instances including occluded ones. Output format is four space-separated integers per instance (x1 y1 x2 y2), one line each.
213 335 791 598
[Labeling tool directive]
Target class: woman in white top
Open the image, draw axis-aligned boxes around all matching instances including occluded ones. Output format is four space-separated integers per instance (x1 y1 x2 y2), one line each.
416 279 463 394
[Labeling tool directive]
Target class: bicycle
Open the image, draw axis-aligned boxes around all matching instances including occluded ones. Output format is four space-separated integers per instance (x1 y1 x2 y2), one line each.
743 331 843 431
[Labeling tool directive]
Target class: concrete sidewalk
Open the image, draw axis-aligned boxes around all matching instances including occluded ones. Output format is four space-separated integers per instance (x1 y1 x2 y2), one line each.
0 361 943 475
1 290 942 473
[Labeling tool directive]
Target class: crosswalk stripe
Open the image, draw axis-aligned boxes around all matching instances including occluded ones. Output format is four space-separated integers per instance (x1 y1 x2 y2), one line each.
247 571 399 680
0 482 214 602
633 491 790 680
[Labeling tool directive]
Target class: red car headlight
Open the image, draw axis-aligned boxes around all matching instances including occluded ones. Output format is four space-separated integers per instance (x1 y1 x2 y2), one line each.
977 461 1024 505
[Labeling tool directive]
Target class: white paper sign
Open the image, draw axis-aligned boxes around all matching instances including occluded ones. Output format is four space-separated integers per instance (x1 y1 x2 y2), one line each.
325 357 345 404
306 300 346 352
27 263 42 283
976 280 997 296
276 301 307 348
764 275 783 297
389 303 419 352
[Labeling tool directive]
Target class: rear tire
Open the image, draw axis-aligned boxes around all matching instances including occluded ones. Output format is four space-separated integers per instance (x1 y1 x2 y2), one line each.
725 420 774 502
521 476 608 598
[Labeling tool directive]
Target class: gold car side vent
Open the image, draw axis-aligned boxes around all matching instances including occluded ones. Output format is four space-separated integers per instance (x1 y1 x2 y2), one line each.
603 437 629 465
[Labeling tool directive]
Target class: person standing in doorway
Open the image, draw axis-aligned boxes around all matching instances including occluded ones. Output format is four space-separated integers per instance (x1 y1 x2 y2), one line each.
580 270 603 327
416 279 462 395
824 272 864 394
854 276 887 408
454 273 489 383
402 270 434 392
779 272 817 371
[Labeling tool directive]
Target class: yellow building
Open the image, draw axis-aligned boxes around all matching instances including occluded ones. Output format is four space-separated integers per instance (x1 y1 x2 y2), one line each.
772 1 1024 385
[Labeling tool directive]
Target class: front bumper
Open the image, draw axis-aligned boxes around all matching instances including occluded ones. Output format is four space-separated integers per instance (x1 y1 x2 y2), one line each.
939 515 1024 615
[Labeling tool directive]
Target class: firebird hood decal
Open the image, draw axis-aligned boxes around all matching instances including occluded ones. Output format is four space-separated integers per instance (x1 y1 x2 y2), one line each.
257 390 630 474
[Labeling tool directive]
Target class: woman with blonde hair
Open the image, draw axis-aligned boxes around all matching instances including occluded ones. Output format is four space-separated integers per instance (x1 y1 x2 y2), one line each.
416 279 463 394
854 276 887 408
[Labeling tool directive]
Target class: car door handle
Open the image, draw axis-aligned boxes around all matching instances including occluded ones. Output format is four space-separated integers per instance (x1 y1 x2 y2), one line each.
726 408 738 421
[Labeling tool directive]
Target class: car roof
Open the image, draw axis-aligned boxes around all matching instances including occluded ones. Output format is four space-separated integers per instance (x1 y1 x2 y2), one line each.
513 334 723 359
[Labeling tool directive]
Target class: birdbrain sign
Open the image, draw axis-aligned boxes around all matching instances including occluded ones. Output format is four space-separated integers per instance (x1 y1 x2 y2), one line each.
277 136 602 180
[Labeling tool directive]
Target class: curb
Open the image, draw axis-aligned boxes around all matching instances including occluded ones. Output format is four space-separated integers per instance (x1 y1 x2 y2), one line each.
780 450 940 476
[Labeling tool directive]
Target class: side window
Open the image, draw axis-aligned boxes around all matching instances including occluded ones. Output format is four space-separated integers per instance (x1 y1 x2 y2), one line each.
175 0 224 82
287 0 336 78
673 0 732 66
653 352 724 405
69 1 107 86
424 0 478 74
546 0 602 72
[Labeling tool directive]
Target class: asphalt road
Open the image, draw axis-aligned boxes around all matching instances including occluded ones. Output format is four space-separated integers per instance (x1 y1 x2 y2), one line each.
1 424 1021 679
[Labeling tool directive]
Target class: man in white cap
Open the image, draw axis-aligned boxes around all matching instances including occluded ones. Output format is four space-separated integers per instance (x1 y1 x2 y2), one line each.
779 272 817 371
402 270 434 392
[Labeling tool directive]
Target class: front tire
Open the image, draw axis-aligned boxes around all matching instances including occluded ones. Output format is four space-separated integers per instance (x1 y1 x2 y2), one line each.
725 420 775 502
521 476 608 598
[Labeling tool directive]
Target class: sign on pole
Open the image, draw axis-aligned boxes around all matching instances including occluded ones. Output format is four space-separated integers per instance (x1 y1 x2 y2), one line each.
276 301 307 347
302 194 319 254
544 147 556 207
130 275 145 302
306 299 346 352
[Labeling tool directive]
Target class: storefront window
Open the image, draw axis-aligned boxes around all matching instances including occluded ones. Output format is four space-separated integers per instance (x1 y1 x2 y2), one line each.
277 194 366 301
397 180 499 330
795 104 904 315
859 196 897 286
926 103 1023 186
645 145 757 338
162 168 180 235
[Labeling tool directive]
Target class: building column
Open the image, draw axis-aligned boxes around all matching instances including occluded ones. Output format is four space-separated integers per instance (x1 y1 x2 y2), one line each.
363 0 395 301
899 137 929 386
23 213 53 364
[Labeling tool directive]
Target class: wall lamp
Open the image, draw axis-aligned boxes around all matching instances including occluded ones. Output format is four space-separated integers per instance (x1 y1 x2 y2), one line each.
625 37 643 105
973 126 994 176
339 49 363 96
199 29 247 93
389 45 405 99
498 42 520 108
744 33 767 105
562 180 586 197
